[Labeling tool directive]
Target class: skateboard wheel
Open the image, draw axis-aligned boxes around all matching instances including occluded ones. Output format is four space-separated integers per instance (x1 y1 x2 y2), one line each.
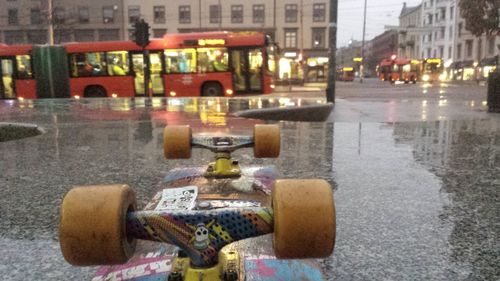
272 179 335 259
164 125 192 159
59 184 137 265
253 124 280 158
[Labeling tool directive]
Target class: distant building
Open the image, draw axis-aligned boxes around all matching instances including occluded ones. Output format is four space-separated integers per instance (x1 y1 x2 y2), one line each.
367 30 398 73
0 0 125 44
420 0 456 62
453 12 499 80
398 3 422 59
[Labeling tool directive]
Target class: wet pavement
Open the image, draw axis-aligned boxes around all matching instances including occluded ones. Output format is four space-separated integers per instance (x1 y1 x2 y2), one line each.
0 96 499 280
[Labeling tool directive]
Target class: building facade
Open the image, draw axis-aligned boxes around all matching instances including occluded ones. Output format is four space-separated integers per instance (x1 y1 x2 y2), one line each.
398 3 422 59
0 0 125 44
420 0 457 62
453 12 499 80
367 30 398 74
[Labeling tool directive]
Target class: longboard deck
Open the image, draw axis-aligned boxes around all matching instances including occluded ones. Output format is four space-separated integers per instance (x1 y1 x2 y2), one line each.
92 166 325 281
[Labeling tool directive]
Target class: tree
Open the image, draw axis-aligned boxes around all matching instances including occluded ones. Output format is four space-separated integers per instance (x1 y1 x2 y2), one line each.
459 0 500 36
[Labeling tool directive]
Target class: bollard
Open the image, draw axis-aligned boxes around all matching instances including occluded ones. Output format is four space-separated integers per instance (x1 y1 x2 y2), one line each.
487 71 500 113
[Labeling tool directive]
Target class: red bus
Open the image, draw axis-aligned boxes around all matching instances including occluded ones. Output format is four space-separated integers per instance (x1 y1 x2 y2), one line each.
0 44 36 99
377 59 393 81
378 57 420 84
0 31 276 100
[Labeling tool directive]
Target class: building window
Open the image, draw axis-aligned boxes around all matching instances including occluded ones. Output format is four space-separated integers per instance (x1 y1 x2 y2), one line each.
439 27 445 39
27 30 46 44
210 5 221 24
54 7 65 24
285 4 298 23
79 7 89 24
231 5 243 23
103 6 115 24
74 30 94 42
456 43 462 60
458 22 462 37
8 9 18 25
128 6 140 24
312 28 325 48
284 29 297 48
154 6 165 23
466 40 473 58
488 37 495 55
253 5 265 23
477 39 482 59
449 26 453 39
313 3 326 22
450 6 454 20
179 6 191 24
448 46 452 59
153 29 166 38
98 29 120 41
439 46 444 58
31 8 42 25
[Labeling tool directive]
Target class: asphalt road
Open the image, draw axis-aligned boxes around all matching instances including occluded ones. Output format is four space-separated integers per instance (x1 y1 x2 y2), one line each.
272 78 489 122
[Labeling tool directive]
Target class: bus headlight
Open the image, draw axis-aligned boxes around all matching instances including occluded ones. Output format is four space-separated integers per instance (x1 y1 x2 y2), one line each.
439 73 447 81
226 89 233 95
169 91 177 97
422 74 430 82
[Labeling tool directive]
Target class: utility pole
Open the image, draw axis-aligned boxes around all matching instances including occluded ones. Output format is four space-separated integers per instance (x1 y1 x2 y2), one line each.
360 0 367 83
47 0 54 44
326 0 338 102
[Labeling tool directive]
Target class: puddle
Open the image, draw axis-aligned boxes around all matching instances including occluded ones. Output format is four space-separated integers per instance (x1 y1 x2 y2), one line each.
0 123 44 142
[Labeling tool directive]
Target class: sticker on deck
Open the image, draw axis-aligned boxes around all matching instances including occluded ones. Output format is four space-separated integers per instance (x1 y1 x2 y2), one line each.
155 186 198 211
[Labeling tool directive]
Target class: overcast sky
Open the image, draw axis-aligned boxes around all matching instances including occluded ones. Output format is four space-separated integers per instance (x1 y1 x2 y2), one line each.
337 0 423 47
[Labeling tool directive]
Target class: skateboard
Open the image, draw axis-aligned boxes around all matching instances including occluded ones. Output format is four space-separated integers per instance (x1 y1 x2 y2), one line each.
59 124 336 281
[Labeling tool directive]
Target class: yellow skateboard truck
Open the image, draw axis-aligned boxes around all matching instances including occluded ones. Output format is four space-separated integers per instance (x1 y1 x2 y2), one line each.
164 124 281 178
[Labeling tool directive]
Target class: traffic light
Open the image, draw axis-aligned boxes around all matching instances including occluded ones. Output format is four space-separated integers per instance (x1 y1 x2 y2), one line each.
134 19 150 48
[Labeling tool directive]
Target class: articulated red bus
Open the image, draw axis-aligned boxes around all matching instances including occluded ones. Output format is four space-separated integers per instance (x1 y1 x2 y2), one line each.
0 31 276 100
378 57 420 84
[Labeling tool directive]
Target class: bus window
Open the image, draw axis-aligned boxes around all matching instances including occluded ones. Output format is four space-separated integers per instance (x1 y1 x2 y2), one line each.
249 48 263 91
402 64 411 73
266 46 276 73
164 49 196 74
197 48 228 73
107 51 129 76
16 55 33 79
70 52 107 77
1 59 14 98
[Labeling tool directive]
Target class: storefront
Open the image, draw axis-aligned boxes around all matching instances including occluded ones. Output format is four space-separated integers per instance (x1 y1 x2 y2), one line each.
277 51 304 84
305 57 329 82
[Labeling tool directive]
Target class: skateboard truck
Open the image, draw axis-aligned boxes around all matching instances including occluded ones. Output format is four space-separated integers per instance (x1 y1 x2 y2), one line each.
164 125 281 178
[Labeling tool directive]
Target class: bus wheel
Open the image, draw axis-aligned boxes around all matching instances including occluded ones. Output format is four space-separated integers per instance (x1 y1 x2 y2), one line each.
202 82 223 97
85 86 107 98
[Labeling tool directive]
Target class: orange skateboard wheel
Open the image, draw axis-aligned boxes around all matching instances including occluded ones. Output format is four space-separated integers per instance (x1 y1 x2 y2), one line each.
164 125 192 159
253 124 280 158
59 184 137 265
272 179 335 259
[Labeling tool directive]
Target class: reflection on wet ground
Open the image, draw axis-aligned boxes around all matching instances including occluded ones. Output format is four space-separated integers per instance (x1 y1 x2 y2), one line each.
0 98 498 280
